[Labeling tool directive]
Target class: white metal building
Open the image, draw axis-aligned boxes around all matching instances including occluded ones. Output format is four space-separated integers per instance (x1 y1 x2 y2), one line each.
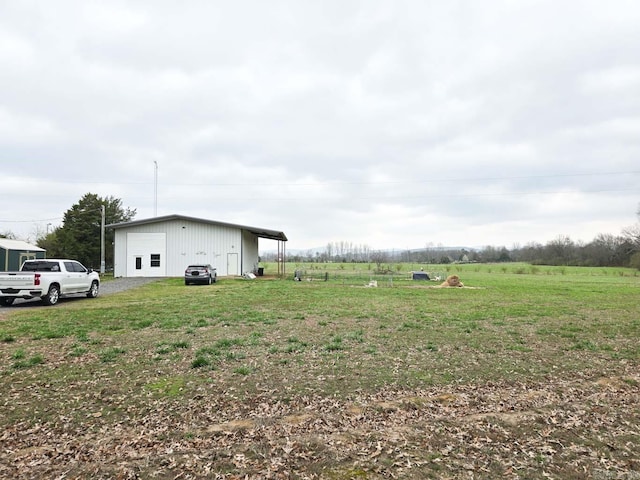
107 215 287 278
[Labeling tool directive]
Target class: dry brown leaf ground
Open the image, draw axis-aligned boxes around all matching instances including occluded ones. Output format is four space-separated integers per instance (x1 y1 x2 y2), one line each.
2 367 639 479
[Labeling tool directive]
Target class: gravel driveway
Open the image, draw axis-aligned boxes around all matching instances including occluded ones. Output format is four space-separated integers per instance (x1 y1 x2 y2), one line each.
99 277 164 295
0 277 164 311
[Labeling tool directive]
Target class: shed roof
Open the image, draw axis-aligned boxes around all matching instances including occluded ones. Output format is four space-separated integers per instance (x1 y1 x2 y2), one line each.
0 239 46 252
107 214 288 242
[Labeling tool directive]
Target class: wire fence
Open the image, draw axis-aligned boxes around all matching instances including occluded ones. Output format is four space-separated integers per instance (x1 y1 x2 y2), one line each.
290 268 450 287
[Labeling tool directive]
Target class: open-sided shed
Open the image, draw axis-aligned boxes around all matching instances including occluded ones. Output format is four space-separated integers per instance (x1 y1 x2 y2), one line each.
0 239 46 272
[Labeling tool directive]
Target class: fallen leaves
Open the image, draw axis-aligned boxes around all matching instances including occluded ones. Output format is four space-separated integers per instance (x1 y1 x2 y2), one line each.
1 370 639 479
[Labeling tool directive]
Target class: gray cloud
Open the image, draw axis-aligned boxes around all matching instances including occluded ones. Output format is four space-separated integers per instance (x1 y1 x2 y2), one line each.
1 0 639 249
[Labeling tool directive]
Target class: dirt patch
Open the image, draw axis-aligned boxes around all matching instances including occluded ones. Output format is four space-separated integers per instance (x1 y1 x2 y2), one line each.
3 371 638 479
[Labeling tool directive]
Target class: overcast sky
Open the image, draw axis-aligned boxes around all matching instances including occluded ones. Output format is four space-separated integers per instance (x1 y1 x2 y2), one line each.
1 1 639 251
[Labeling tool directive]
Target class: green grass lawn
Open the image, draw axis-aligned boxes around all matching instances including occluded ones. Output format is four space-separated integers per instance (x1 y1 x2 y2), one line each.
1 264 639 479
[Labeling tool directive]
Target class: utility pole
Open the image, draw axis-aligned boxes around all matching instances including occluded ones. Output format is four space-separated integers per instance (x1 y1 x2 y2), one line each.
154 161 158 216
100 204 105 274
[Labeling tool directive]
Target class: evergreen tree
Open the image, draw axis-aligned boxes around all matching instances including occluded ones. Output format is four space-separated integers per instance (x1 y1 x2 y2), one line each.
40 193 136 269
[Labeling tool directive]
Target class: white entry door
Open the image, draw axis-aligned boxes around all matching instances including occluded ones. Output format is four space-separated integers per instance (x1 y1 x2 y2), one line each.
227 253 238 276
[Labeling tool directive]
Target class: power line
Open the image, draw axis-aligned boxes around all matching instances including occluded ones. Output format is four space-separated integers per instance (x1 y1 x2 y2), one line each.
2 171 637 226
0 216 63 223
2 186 637 225
4 170 639 188
180 170 640 187
79 185 638 204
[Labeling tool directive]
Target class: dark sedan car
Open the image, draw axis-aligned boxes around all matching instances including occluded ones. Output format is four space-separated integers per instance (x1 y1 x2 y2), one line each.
184 264 217 285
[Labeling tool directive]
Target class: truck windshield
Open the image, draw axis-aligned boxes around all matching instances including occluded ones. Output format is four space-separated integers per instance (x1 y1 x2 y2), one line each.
21 261 60 272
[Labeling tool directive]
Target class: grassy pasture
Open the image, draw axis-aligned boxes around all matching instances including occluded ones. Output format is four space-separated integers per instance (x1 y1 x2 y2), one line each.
1 264 639 479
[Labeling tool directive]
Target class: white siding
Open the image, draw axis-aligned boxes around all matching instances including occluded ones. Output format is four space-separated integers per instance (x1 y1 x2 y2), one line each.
242 230 259 274
113 218 254 277
126 233 166 276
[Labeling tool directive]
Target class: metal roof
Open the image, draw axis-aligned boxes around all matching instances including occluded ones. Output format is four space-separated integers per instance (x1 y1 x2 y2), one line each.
0 239 46 252
106 214 288 242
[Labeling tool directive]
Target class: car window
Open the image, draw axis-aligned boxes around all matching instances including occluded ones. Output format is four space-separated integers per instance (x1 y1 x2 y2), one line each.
71 262 87 273
22 261 58 272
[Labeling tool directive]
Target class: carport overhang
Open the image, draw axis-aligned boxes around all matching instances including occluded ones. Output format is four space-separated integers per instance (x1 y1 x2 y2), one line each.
107 214 287 242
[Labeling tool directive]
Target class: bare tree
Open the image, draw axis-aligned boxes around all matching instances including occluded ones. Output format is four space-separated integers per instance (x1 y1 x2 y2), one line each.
370 250 388 273
622 203 640 250
325 242 333 261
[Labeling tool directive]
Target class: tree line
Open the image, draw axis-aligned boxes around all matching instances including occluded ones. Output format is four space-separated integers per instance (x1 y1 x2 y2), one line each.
266 205 640 270
1 193 135 271
3 197 639 271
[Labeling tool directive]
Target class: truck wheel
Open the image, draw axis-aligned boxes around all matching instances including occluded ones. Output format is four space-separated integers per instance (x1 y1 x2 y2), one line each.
0 298 15 307
42 284 60 306
86 280 99 298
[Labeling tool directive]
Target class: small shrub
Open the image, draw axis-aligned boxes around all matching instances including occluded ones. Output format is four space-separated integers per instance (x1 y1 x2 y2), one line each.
425 343 438 352
12 349 25 360
69 345 88 357
346 329 365 343
156 340 189 355
571 340 598 351
99 347 126 363
146 377 186 397
399 321 422 331
191 356 211 368
155 345 173 355
283 344 299 353
76 332 90 343
234 366 252 375
325 343 344 352
325 336 344 351
134 319 153 329
196 346 221 357
225 351 240 361
13 354 44 369
215 338 243 349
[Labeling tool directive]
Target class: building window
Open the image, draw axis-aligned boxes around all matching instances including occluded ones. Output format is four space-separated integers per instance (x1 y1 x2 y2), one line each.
150 254 161 267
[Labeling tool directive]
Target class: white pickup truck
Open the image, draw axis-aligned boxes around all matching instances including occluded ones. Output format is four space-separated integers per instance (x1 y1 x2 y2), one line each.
0 259 100 306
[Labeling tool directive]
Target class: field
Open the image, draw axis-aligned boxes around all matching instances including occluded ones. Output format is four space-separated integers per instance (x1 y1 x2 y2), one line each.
1 264 639 479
